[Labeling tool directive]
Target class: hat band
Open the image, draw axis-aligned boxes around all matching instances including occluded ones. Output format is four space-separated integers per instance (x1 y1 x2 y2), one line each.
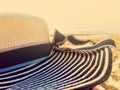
0 43 53 69
0 56 48 73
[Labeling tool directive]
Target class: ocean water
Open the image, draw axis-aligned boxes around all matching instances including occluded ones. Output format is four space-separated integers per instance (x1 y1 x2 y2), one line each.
48 24 120 35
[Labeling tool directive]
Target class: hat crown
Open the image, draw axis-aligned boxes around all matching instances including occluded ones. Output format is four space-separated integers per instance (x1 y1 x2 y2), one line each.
0 13 49 53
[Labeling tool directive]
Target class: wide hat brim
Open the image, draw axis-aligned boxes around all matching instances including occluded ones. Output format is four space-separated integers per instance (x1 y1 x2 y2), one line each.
0 39 115 90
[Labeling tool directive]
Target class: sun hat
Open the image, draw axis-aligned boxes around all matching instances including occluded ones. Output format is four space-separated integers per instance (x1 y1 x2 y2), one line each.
0 13 115 90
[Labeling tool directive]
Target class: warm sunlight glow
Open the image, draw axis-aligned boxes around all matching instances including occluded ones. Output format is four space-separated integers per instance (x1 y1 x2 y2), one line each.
0 0 120 34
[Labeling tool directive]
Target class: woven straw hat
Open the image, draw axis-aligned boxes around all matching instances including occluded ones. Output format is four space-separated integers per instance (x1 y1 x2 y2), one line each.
0 13 115 90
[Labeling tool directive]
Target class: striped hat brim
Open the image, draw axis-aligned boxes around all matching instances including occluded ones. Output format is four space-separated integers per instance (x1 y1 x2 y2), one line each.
0 39 115 90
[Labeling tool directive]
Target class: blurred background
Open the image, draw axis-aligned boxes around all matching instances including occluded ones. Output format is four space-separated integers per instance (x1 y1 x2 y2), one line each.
0 0 120 35
0 0 120 89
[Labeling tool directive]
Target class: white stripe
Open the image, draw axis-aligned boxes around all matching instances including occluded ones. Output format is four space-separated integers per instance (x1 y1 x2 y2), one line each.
28 51 79 85
51 51 88 82
32 52 67 79
56 50 94 86
48 51 83 79
0 51 59 88
37 52 70 78
58 49 99 89
63 48 109 90
79 45 112 51
40 51 82 83
60 49 101 89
